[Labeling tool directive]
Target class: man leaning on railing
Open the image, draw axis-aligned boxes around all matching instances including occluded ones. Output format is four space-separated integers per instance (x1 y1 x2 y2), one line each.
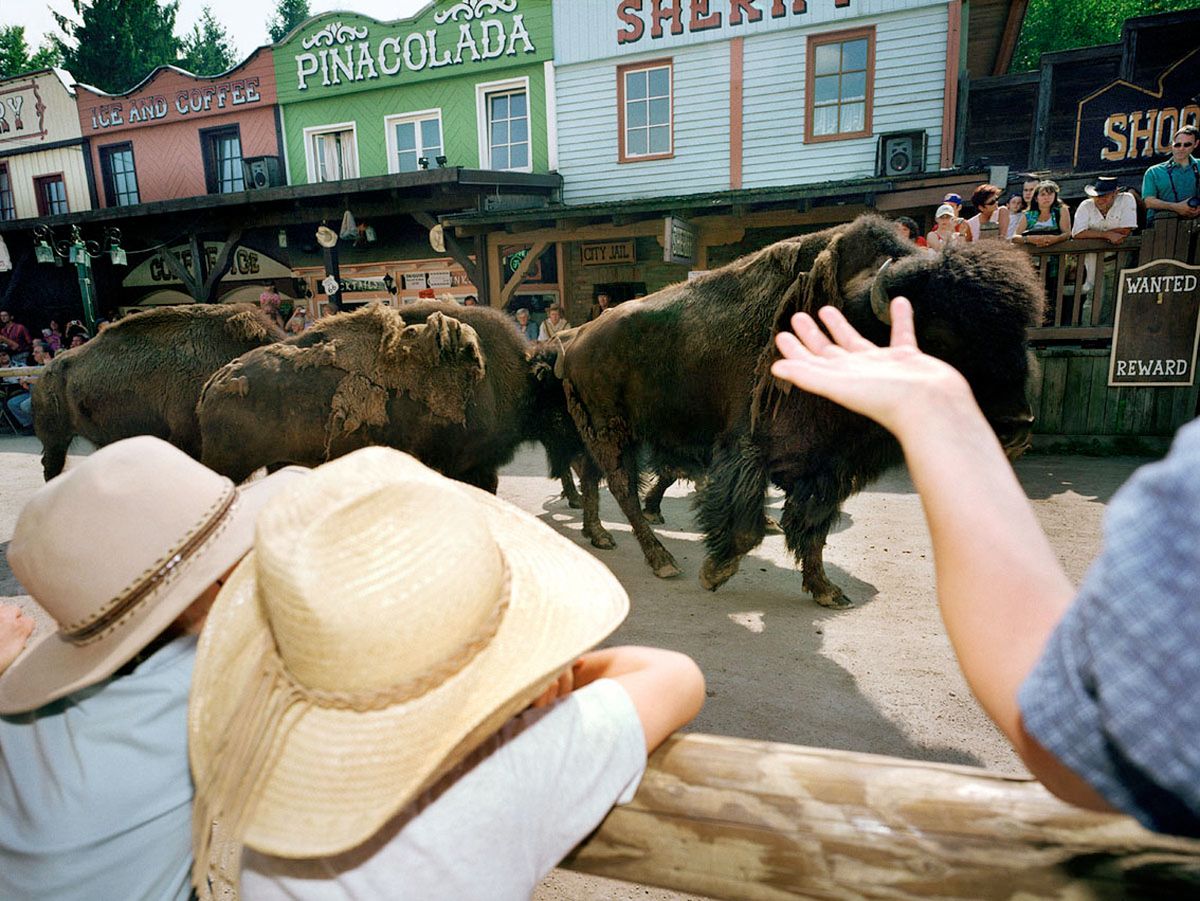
1071 176 1138 295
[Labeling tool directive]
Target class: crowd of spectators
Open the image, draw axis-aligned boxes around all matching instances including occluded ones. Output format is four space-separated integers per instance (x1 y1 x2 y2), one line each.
0 311 91 434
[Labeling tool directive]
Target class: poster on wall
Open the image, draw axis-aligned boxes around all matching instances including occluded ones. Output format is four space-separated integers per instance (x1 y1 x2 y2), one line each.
1108 259 1200 387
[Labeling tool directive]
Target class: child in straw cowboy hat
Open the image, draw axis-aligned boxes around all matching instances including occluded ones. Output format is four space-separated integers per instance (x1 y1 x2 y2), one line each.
189 446 705 900
0 437 306 901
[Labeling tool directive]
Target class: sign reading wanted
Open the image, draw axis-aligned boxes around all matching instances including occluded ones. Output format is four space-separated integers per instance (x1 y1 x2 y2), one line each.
1108 259 1200 387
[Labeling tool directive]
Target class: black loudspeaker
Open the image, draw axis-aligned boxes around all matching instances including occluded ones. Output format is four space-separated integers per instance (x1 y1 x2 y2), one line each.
877 131 926 177
243 156 282 189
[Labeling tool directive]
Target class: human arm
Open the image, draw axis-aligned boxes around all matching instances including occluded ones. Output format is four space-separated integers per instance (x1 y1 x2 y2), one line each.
0 605 34 674
997 206 1010 239
535 646 704 752
1142 167 1200 218
769 300 1109 811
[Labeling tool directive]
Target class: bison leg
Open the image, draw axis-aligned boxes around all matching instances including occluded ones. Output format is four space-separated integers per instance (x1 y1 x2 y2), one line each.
605 454 680 579
39 436 71 481
641 472 673 525
780 483 853 609
560 468 583 509
578 456 614 550
697 438 769 591
461 465 500 495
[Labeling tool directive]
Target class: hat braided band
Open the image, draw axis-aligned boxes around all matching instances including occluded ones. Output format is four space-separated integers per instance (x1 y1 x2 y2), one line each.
64 487 237 645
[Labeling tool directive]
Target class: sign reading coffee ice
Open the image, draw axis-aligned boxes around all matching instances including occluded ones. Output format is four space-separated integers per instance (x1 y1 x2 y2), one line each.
292 1 544 92
1108 260 1200 387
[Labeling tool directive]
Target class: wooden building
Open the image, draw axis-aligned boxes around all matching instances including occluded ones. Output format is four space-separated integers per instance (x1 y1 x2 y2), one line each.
74 50 282 208
0 69 93 222
449 0 1022 323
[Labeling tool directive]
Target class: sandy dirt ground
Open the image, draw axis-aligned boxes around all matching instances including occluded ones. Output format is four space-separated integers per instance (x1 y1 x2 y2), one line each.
0 434 1150 900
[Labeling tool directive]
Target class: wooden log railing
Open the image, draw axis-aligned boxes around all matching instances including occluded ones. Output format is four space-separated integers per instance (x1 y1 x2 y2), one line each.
564 734 1200 900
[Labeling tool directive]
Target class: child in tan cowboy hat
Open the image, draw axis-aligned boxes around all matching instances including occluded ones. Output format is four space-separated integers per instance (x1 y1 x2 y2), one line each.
0 437 305 901
189 446 705 900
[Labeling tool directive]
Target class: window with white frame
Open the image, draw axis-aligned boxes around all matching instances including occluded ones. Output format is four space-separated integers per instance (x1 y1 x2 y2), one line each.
619 61 672 161
386 111 443 173
306 124 359 182
478 80 530 171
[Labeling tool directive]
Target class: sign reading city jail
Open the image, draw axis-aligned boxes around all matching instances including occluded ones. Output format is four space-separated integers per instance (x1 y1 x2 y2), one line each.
581 240 636 266
1108 260 1200 387
1074 48 1200 169
124 243 292 287
279 2 552 100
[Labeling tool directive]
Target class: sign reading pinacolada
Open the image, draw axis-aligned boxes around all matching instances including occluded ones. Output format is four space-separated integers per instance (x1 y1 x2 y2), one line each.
1108 259 1200 387
284 1 550 97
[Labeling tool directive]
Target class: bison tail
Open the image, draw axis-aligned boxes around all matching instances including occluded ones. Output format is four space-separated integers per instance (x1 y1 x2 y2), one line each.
696 435 769 564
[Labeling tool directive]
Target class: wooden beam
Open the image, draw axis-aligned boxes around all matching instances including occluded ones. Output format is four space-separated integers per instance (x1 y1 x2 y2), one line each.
994 0 1029 76
941 0 963 169
411 211 479 285
563 734 1200 900
499 240 550 308
201 228 243 303
156 245 201 300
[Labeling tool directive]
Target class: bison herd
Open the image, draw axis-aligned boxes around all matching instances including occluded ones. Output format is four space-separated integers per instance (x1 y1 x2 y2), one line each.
31 215 1043 607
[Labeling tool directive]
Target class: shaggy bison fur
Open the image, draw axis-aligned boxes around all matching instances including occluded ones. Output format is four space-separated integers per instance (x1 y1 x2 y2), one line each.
554 215 1042 606
198 301 581 492
32 304 283 480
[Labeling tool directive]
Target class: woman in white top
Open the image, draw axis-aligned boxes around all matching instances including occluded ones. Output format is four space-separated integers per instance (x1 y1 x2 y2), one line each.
965 184 1010 241
925 204 965 251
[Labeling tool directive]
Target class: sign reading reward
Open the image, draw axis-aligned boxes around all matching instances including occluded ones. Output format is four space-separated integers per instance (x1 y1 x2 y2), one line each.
1108 260 1200 387
280 2 551 100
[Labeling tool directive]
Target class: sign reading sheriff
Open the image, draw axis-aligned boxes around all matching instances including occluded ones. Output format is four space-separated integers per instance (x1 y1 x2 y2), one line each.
1109 259 1200 387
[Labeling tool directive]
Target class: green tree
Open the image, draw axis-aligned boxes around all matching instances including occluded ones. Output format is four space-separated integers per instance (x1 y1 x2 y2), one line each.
1012 0 1200 71
0 25 61 79
51 0 181 93
180 6 237 75
267 0 311 43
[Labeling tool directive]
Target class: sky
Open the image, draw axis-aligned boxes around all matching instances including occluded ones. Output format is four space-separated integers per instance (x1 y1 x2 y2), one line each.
5 0 432 59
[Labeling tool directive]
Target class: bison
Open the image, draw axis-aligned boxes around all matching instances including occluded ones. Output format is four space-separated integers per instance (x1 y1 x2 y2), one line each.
32 304 284 480
555 215 1041 607
198 301 583 493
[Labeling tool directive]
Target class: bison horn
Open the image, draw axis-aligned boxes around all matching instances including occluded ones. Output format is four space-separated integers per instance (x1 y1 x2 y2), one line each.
870 258 894 324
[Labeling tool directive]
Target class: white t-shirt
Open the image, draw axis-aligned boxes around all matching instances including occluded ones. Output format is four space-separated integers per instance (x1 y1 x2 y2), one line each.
1071 193 1137 235
241 678 646 901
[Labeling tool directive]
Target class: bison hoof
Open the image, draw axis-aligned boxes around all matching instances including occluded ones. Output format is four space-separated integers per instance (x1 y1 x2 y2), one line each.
643 510 665 525
566 496 584 510
586 530 616 550
813 589 854 610
652 557 681 579
699 556 739 592
764 516 783 535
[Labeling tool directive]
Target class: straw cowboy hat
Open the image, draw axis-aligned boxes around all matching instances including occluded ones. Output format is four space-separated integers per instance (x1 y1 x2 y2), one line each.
0 437 306 715
189 446 629 870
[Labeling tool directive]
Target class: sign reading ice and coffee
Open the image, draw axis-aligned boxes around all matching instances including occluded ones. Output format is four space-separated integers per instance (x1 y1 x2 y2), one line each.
1109 260 1200 387
288 2 549 96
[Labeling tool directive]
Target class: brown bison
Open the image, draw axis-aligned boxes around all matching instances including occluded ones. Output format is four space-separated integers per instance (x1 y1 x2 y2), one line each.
198 302 583 493
32 304 283 480
555 215 1041 607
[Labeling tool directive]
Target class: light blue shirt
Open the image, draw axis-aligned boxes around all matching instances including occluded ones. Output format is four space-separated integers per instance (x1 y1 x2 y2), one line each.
1020 418 1200 837
0 635 197 900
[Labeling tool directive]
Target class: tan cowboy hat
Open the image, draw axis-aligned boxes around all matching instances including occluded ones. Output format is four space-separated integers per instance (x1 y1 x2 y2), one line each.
315 225 339 249
188 446 629 863
0 437 306 715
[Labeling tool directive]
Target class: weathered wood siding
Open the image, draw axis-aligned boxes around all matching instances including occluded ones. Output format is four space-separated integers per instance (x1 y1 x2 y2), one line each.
0 70 92 217
1030 347 1199 447
555 43 730 204
742 4 947 190
75 49 280 206
553 0 949 203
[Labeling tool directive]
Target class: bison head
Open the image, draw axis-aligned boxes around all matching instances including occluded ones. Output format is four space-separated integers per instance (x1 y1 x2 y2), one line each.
848 239 1044 456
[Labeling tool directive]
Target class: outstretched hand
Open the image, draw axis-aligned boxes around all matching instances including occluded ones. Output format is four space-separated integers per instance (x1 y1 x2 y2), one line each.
770 297 972 440
0 605 34 675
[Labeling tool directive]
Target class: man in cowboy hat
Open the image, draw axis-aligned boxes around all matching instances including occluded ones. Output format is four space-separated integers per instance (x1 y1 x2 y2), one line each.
1071 176 1138 294
189 447 705 900
0 437 306 901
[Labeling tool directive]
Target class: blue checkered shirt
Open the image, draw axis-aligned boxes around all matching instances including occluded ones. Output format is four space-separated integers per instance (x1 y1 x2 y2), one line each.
1019 417 1200 836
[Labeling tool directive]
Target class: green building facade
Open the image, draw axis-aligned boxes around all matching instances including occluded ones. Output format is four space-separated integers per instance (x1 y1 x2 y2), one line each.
273 1 554 185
